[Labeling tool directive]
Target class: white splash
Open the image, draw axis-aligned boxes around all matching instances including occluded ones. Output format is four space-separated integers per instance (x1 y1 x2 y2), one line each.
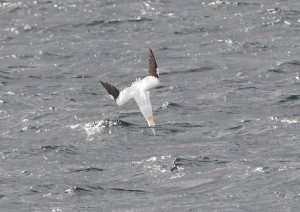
67 119 119 141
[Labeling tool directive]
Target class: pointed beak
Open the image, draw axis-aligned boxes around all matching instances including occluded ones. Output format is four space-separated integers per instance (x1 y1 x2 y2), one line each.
146 116 155 127
150 127 156 136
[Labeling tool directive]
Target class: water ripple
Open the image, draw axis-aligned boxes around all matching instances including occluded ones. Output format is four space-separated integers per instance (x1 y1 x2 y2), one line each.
268 60 300 74
41 145 79 155
110 187 145 193
279 95 300 103
68 167 104 173
73 17 152 28
172 156 228 171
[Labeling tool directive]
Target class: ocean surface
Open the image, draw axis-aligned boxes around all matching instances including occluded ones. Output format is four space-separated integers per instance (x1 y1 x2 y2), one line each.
1 0 300 211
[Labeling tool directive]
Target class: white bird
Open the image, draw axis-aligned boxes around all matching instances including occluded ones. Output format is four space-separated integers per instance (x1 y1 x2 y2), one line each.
100 49 160 134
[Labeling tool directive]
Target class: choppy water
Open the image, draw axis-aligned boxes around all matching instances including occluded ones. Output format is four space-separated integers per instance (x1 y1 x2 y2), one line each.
1 0 300 211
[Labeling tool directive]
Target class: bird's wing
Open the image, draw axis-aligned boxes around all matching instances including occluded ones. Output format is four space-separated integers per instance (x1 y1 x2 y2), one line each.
115 87 137 106
140 76 160 92
148 48 159 78
100 81 120 100
140 49 160 92
100 81 136 106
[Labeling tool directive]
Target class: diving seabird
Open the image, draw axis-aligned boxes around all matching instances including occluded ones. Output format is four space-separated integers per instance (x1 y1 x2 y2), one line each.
100 49 160 134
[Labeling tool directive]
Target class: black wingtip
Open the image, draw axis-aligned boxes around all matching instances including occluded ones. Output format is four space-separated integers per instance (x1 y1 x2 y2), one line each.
99 80 107 92
148 48 158 78
99 80 120 101
149 48 153 55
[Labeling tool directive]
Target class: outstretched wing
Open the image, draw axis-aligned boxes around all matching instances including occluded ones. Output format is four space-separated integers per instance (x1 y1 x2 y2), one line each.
140 48 160 92
140 76 159 92
100 81 120 101
100 81 136 106
149 48 159 78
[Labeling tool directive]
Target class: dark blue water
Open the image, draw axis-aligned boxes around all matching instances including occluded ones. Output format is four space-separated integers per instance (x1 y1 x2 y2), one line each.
1 0 300 211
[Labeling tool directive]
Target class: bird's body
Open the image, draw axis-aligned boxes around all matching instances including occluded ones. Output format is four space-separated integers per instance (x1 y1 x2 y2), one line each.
100 49 159 133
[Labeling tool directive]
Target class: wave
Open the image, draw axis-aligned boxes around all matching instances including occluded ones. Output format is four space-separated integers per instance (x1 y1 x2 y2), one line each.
279 95 300 103
110 187 145 193
159 66 214 78
268 60 300 74
171 156 228 171
40 145 79 155
72 17 152 28
67 167 104 173
66 185 145 196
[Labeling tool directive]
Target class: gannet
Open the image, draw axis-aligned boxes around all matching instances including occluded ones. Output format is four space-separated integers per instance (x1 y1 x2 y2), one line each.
100 49 160 134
